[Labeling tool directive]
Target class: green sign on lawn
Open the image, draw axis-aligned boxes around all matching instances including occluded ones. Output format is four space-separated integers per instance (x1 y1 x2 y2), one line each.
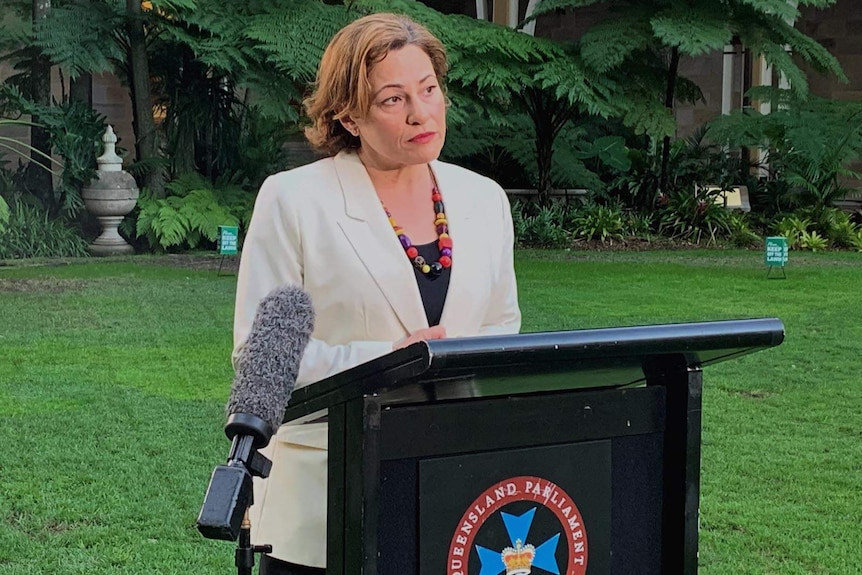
765 236 788 267
218 225 238 255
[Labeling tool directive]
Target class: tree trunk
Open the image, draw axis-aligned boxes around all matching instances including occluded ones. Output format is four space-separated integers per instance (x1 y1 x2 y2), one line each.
28 0 54 211
69 73 93 106
526 89 576 207
527 89 555 207
658 46 680 198
126 0 165 196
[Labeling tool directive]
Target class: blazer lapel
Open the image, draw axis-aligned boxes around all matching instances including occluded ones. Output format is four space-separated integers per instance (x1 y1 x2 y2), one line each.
431 161 481 333
333 152 428 333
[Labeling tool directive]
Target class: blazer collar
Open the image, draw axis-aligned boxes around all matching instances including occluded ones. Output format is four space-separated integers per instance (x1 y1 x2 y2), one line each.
332 152 479 336
333 151 427 334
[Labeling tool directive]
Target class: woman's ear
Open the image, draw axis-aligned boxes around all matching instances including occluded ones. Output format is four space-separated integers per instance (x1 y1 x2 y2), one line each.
339 116 359 137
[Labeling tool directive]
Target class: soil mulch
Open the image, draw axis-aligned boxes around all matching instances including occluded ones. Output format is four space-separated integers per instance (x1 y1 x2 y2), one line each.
0 277 90 293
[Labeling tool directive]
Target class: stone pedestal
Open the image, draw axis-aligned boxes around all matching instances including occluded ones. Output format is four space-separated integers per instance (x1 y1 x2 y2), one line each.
81 126 139 256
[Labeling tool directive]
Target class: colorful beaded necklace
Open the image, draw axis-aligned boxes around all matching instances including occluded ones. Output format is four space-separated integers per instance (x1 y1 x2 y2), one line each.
382 182 453 278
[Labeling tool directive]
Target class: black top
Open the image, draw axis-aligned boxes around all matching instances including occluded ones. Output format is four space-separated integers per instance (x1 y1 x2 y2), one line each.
412 241 450 326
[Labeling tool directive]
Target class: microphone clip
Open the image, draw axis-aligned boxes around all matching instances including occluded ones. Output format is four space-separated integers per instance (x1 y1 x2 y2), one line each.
196 414 276 542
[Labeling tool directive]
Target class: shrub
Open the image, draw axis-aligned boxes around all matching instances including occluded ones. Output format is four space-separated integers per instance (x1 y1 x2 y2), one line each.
849 228 862 252
622 211 654 239
511 200 569 248
825 216 858 249
774 215 811 249
0 199 89 259
657 187 733 245
1 88 106 217
0 194 9 235
799 230 828 252
708 92 862 213
726 212 761 248
803 208 858 248
569 201 625 243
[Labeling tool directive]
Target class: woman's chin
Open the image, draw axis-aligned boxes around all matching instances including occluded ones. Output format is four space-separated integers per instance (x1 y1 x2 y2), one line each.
407 141 444 164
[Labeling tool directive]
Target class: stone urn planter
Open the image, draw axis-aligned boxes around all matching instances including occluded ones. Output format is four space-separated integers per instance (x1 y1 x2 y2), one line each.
81 126 139 256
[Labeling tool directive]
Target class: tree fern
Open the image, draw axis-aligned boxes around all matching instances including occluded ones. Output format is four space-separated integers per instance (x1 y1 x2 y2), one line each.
578 12 654 72
529 0 844 199
533 0 844 98
243 0 355 82
650 5 733 56
32 1 127 79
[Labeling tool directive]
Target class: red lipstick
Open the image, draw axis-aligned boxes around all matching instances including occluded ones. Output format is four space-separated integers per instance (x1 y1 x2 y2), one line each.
410 132 436 144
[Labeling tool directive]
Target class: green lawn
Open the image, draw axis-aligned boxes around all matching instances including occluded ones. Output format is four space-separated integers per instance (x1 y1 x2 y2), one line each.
0 250 859 574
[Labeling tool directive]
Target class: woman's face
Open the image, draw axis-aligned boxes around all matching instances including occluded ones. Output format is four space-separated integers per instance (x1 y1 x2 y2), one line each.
346 44 446 171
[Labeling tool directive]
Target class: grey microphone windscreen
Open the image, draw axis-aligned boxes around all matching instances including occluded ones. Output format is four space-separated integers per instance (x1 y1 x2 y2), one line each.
226 285 314 434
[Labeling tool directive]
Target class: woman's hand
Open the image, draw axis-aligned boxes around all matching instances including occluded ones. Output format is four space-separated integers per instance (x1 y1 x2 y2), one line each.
393 325 447 350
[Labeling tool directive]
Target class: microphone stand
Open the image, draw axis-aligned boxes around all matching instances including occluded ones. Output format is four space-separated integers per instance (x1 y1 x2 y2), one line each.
236 510 271 575
227 434 273 575
197 414 275 574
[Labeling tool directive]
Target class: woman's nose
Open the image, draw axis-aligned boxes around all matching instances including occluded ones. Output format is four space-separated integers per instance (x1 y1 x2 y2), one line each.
406 98 431 124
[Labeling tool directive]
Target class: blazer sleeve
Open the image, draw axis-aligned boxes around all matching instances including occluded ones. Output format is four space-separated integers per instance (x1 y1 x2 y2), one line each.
233 175 393 388
477 185 521 336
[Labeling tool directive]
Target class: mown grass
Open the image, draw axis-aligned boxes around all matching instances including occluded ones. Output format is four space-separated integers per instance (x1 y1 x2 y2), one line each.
0 250 859 574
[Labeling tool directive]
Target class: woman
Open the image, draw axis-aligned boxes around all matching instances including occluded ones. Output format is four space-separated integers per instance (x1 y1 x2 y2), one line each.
233 12 520 574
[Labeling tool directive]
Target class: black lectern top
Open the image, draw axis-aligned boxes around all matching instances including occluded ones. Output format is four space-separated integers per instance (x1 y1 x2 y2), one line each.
283 318 784 422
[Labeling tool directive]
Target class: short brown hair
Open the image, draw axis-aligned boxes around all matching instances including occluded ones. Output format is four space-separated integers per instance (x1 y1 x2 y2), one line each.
303 13 448 156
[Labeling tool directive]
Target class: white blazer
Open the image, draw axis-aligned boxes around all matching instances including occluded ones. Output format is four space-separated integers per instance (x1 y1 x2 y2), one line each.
233 150 520 567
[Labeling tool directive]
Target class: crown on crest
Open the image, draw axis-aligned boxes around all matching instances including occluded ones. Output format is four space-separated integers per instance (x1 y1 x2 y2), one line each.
501 539 535 575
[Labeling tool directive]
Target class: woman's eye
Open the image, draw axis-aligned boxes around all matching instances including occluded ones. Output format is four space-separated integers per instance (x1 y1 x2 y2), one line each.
425 85 437 94
382 96 401 105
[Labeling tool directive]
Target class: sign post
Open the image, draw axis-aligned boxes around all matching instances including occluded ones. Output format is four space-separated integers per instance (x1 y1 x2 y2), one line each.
217 225 239 276
765 236 788 278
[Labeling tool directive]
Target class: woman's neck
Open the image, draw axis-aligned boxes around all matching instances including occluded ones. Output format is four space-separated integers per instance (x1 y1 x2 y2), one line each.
360 156 432 203
365 164 430 196
358 154 439 244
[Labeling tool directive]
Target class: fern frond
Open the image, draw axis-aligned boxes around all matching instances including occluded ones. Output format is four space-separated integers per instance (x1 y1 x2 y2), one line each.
244 1 355 82
758 40 810 97
579 12 654 72
235 70 305 121
34 1 126 78
358 0 562 63
705 108 770 149
739 0 800 21
533 57 617 117
165 172 210 198
155 199 191 247
621 99 675 137
151 0 198 11
528 0 606 22
650 4 732 56
768 18 846 81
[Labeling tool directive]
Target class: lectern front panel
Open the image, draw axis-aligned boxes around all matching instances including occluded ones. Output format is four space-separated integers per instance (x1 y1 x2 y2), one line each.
374 386 665 575
419 441 612 575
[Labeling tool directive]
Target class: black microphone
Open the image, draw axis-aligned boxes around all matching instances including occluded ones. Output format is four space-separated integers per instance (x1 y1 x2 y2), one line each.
197 285 314 541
